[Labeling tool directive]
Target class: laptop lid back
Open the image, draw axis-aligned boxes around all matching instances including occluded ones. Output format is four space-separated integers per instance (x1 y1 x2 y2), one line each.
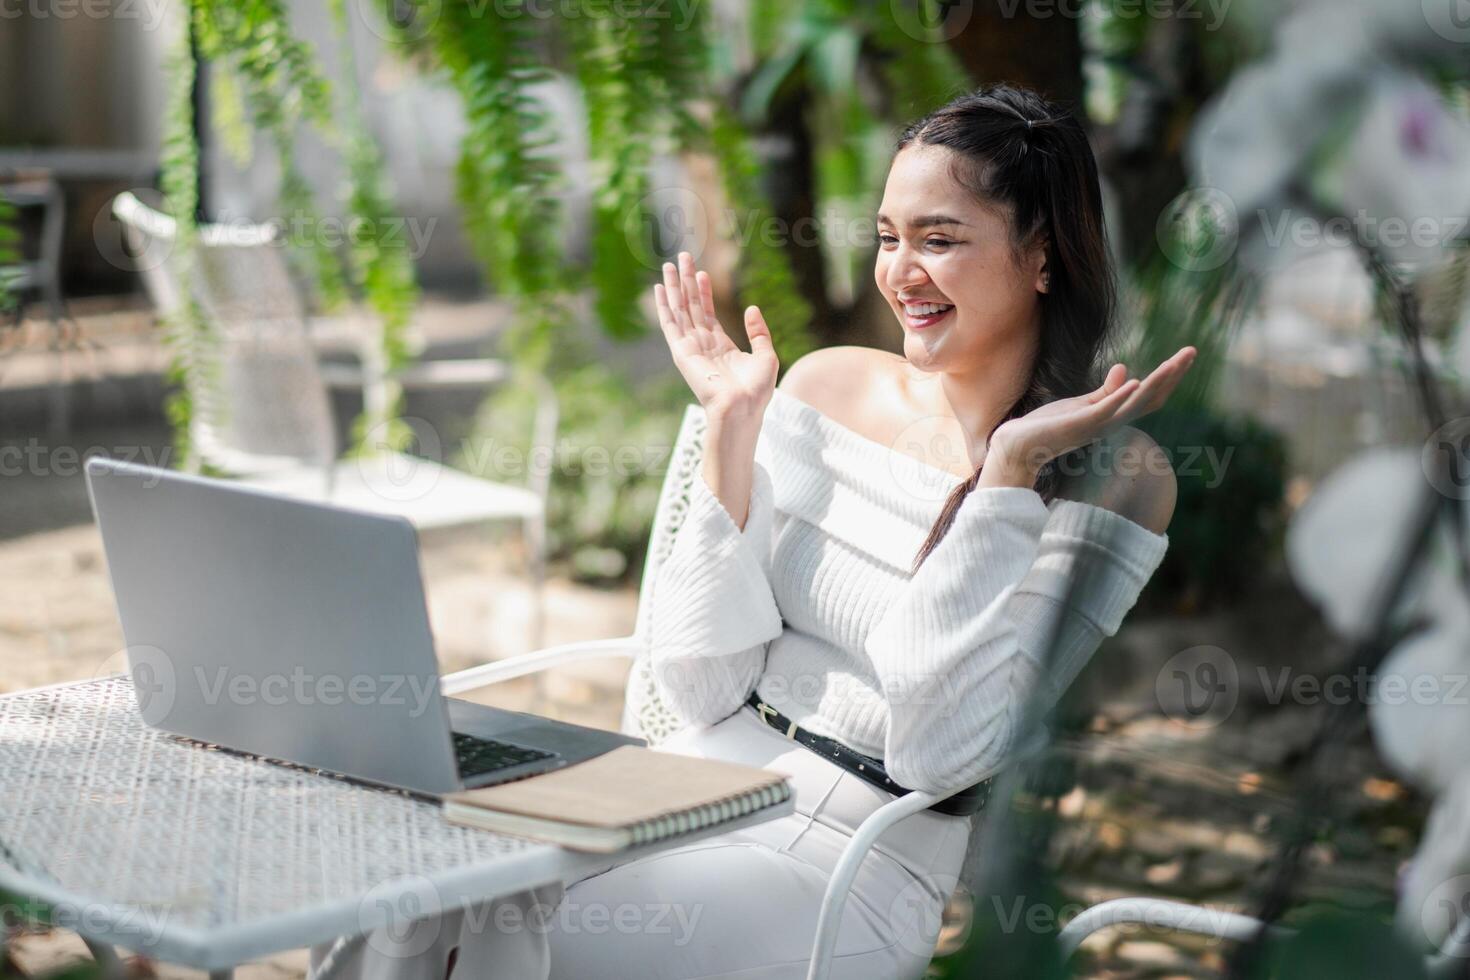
84 456 463 795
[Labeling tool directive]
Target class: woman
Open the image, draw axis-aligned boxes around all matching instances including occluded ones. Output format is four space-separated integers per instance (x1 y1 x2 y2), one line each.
317 82 1192 980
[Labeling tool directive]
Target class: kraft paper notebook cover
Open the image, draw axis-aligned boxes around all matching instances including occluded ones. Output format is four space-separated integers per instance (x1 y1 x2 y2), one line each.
442 744 793 853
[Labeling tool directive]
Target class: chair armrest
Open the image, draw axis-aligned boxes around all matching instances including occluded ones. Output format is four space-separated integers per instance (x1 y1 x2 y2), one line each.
441 637 643 696
1056 898 1280 958
806 751 1034 980
316 358 512 391
317 363 369 390
390 358 510 389
806 788 947 980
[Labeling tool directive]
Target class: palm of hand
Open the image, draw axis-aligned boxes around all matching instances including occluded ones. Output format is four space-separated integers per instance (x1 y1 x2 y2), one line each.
993 349 1197 472
672 324 777 410
654 252 779 416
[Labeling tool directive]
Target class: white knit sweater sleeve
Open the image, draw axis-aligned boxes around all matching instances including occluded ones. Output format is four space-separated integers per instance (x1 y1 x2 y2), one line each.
866 487 1167 796
646 460 783 728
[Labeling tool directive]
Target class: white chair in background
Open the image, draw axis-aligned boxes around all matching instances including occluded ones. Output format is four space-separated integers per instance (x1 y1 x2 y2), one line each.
111 190 557 652
1 174 71 438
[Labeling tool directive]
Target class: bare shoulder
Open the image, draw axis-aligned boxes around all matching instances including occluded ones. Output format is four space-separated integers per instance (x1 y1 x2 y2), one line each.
777 345 899 416
1055 425 1177 535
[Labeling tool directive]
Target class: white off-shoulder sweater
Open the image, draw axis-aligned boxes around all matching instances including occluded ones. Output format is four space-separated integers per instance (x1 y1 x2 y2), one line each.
647 388 1170 797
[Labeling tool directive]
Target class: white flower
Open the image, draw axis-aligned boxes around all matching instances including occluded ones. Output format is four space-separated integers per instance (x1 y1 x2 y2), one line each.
1313 70 1470 273
1284 448 1425 639
1395 772 1470 952
1369 575 1470 794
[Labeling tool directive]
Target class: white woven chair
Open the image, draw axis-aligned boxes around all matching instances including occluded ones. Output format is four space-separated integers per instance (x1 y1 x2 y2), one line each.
111 190 557 650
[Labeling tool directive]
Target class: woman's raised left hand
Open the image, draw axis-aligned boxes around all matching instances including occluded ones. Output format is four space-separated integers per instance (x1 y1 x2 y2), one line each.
982 346 1198 486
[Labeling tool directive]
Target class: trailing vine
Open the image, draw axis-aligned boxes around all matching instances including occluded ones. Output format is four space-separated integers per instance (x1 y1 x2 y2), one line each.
409 0 566 373
151 0 970 465
158 0 421 464
329 0 420 450
566 3 666 342
376 0 822 364
156 13 219 470
190 0 352 309
710 104 817 368
735 0 970 325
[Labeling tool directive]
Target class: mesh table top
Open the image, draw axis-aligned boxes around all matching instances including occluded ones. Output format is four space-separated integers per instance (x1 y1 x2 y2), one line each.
0 676 791 969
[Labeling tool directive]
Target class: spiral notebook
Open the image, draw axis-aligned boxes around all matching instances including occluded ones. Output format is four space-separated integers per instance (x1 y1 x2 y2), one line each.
442 745 792 853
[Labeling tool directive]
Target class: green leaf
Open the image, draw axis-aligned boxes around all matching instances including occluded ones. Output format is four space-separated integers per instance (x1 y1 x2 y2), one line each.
739 39 810 124
808 26 861 100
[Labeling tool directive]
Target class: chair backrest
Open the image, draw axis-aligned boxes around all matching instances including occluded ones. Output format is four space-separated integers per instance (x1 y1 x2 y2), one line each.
112 192 337 477
1 176 65 287
619 403 708 746
617 404 996 901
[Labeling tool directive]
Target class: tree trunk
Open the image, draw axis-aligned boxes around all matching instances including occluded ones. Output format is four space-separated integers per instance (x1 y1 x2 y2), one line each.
943 1 1085 105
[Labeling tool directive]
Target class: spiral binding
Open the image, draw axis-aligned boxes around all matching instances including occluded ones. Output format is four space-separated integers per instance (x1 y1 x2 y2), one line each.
629 781 791 847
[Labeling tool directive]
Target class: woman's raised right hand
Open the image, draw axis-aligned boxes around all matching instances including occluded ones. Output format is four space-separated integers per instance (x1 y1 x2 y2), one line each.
653 251 778 422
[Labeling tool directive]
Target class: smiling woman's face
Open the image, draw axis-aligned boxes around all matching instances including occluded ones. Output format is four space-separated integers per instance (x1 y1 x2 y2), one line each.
875 143 1047 377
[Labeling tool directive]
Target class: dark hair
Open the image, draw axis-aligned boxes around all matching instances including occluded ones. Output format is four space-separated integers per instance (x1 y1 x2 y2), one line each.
898 83 1117 572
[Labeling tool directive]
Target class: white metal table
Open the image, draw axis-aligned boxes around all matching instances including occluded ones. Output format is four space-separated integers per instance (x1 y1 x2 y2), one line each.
0 677 794 976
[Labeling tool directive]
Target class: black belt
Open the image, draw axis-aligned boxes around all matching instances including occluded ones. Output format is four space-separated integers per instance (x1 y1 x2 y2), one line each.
743 693 993 817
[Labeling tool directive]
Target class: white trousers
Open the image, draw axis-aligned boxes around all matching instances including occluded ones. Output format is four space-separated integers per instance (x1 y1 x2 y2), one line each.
311 703 973 980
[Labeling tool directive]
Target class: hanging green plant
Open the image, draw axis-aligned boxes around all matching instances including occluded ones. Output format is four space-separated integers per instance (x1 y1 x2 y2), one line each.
156 13 221 471
329 0 420 451
156 0 422 464
566 4 666 342
190 0 352 308
409 0 566 373
710 104 817 368
723 0 970 335
374 0 822 364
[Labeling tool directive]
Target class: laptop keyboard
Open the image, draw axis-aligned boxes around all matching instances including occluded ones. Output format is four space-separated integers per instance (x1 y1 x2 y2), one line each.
451 731 557 779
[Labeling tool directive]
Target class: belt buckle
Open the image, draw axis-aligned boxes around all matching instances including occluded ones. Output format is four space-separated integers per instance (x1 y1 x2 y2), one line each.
754 700 798 741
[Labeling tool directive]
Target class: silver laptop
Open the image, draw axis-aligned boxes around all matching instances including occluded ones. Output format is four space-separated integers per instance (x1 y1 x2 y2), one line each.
84 455 643 799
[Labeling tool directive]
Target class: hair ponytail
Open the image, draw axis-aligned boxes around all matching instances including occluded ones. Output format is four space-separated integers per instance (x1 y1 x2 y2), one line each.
902 84 1118 573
